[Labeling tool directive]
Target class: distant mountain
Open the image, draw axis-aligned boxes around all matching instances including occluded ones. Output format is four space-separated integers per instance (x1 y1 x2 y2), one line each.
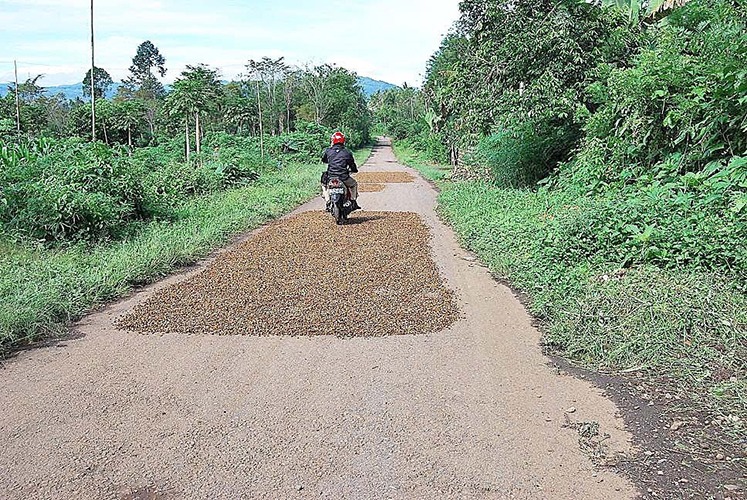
1 76 396 100
0 82 121 100
357 77 398 97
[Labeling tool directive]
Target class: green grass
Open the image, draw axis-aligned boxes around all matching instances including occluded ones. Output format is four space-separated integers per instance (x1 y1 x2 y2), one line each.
0 161 330 350
353 147 373 167
391 138 744 430
392 141 451 182
436 181 746 432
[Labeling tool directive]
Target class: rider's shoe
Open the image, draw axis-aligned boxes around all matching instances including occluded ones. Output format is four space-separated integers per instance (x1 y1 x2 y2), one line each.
351 200 361 211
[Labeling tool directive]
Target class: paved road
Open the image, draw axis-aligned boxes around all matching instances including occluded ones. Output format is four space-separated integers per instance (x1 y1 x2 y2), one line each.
0 140 636 499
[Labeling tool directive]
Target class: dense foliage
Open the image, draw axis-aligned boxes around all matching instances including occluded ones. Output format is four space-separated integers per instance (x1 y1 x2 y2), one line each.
378 0 747 282
550 0 747 282
0 42 372 246
0 162 325 347
0 124 333 243
1 46 371 149
383 0 747 423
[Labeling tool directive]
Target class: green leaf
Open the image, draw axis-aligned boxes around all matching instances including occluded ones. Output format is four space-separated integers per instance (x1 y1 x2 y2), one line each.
731 197 747 214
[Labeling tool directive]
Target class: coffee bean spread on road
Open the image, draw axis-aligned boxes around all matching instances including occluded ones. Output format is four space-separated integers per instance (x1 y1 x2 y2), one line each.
117 211 459 337
355 171 414 184
358 183 385 192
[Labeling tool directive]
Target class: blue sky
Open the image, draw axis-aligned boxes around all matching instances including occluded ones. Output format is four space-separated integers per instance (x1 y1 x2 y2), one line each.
0 0 461 87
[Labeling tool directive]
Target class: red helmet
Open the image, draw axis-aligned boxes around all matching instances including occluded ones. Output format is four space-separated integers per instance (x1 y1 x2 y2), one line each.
331 131 346 145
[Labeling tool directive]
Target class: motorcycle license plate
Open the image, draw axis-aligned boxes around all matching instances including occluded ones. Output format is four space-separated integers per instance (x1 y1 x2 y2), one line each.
329 187 345 194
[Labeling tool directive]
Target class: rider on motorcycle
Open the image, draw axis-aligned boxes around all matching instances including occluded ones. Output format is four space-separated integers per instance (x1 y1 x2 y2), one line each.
321 131 361 211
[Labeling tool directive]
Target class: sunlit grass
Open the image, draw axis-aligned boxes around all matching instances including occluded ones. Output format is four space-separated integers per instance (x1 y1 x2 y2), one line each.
0 162 326 349
392 142 452 182
437 180 746 430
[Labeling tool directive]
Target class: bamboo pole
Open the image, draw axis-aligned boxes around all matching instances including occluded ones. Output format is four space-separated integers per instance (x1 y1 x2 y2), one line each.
256 80 264 161
13 60 20 133
90 0 96 141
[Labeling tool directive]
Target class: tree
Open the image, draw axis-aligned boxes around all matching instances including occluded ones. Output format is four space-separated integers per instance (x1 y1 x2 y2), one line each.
424 0 634 173
282 69 299 133
245 57 290 134
119 41 168 140
82 66 113 100
43 93 72 137
322 67 370 146
167 64 222 160
5 75 47 135
370 86 427 139
591 0 691 22
220 82 254 135
298 64 333 125
112 100 144 149
14 75 45 102
123 41 167 97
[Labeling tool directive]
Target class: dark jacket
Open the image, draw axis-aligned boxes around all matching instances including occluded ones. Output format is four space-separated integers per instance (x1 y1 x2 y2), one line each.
322 145 357 180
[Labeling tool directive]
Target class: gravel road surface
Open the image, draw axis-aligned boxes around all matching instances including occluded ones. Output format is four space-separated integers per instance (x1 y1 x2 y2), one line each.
0 139 636 499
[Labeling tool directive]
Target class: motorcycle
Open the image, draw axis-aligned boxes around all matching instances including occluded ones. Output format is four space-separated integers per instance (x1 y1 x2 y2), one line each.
325 176 354 225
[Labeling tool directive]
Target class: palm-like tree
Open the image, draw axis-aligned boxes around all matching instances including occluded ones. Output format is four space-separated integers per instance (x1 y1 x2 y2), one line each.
112 100 143 150
598 0 690 21
166 82 196 162
648 0 690 16
167 65 222 160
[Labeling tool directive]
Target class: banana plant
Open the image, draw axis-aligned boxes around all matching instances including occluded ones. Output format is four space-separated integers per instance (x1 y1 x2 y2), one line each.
646 0 691 16
599 0 691 22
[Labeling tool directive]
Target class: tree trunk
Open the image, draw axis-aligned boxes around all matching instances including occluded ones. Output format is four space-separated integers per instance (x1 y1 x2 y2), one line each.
103 123 108 144
128 126 132 152
185 119 190 163
90 0 96 141
256 80 264 161
195 112 201 155
13 60 20 133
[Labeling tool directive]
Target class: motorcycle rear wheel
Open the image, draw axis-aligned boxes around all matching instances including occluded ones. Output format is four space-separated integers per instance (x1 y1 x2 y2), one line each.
332 204 343 225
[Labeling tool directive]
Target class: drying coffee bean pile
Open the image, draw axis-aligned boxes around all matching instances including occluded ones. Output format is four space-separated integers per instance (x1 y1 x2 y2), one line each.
358 183 385 193
355 172 414 184
118 211 459 337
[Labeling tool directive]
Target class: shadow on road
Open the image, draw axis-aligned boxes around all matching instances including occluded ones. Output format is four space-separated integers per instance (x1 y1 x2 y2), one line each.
344 214 387 225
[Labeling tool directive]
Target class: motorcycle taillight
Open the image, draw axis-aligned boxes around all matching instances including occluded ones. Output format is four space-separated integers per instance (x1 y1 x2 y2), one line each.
329 179 342 188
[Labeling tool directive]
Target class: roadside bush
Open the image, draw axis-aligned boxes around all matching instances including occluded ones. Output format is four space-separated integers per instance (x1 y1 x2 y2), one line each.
566 0 747 192
398 130 448 165
0 133 272 243
538 192 746 284
437 181 747 420
0 129 366 244
410 130 448 164
466 121 577 188
263 122 333 162
0 139 145 241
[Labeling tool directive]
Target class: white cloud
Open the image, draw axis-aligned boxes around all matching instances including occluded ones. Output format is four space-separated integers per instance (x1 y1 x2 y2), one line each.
0 0 462 86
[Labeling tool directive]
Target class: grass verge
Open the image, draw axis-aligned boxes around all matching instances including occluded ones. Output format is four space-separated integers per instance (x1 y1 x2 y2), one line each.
435 182 746 434
391 141 451 182
393 141 745 434
353 147 373 167
0 159 339 351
